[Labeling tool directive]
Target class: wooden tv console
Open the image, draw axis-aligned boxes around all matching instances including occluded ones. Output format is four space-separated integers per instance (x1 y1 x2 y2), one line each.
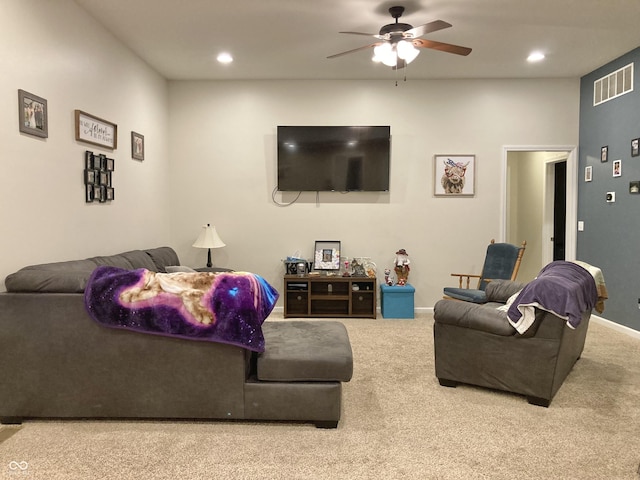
283 275 377 318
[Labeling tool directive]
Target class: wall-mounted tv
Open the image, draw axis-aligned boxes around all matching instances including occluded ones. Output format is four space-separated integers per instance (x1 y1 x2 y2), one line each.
277 126 391 192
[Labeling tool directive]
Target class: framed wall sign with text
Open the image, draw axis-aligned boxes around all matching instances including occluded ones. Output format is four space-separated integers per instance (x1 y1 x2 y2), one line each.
75 110 117 149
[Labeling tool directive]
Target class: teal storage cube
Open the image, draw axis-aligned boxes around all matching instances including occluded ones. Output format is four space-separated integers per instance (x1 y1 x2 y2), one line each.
380 284 415 319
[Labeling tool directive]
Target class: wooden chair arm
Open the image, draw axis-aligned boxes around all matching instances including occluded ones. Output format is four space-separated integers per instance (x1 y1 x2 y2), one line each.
449 273 481 289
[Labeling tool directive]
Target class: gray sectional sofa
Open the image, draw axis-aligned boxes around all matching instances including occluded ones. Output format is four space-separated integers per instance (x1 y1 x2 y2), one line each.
0 247 353 428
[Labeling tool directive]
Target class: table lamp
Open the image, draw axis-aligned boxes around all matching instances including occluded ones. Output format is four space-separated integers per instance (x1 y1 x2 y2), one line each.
192 223 226 268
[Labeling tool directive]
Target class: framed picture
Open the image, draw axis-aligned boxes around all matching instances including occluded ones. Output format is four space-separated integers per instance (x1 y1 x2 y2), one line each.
75 110 117 149
632 138 639 157
601 145 608 162
584 166 592 182
313 241 341 271
105 157 114 171
629 181 639 194
434 154 475 196
84 169 97 185
85 184 94 203
131 131 144 160
84 151 94 169
18 89 48 138
106 187 115 201
613 159 622 177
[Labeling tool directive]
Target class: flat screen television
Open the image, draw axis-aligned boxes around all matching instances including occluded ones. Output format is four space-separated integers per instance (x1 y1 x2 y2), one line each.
277 126 391 192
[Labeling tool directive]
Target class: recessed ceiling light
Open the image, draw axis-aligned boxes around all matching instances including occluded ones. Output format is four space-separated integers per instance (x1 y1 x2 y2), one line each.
527 52 545 63
217 52 233 64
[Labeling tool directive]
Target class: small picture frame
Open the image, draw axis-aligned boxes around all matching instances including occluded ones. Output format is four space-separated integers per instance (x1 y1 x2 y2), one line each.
584 166 592 182
313 241 341 271
106 187 115 201
18 89 48 138
632 138 639 157
629 181 640 194
613 159 622 177
105 158 115 171
434 154 476 196
131 131 144 160
84 151 94 169
85 184 94 203
601 145 608 162
84 169 97 185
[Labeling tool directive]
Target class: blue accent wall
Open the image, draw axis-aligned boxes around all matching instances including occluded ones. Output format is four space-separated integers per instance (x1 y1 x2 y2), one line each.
579 46 640 331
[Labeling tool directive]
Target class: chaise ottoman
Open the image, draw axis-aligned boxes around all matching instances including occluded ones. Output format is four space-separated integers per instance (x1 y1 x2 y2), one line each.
245 321 353 428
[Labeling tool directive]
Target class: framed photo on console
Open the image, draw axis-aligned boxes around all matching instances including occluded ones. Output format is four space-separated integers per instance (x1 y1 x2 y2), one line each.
313 241 341 271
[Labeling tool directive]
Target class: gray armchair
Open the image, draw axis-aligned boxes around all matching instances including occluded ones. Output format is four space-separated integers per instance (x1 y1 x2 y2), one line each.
434 279 592 407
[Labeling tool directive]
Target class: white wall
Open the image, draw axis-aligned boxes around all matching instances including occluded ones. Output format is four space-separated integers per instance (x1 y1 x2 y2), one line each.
0 0 581 308
0 0 170 290
168 79 580 308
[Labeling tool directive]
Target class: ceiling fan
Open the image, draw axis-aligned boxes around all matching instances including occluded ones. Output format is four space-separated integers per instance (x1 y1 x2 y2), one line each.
327 6 472 70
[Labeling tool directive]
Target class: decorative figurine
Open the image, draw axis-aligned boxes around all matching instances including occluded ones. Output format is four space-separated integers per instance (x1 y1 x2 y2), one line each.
351 258 367 277
394 249 411 286
342 260 351 277
384 268 393 286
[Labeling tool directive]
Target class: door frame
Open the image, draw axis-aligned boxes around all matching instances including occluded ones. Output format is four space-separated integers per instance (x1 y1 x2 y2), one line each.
501 145 578 262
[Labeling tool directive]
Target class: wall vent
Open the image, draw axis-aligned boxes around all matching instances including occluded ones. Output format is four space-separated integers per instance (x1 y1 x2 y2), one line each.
593 63 634 106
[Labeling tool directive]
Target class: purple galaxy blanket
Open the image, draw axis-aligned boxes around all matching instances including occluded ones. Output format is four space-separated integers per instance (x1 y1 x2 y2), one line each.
507 261 597 333
84 266 279 352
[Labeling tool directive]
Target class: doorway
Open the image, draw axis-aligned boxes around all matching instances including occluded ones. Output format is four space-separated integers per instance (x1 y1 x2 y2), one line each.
503 147 577 282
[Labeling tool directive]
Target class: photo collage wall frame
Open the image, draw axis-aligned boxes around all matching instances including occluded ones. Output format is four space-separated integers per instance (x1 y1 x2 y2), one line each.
84 150 114 203
593 138 640 194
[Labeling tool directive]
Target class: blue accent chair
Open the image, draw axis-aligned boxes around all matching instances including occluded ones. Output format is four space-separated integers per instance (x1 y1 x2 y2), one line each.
443 239 526 303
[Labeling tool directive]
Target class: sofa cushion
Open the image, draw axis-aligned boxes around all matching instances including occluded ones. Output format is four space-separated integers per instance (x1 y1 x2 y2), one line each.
87 254 135 270
4 259 97 293
119 250 159 271
443 287 487 303
165 265 197 273
144 247 180 273
434 299 517 336
257 321 353 382
485 280 526 303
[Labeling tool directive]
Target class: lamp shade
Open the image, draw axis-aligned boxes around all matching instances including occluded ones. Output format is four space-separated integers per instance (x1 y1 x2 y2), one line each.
192 224 226 249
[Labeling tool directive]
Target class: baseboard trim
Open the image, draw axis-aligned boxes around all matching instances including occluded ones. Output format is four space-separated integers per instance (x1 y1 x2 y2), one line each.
272 306 639 339
590 314 640 340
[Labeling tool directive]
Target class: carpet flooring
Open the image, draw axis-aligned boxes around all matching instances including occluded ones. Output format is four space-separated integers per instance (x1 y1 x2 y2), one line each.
1 313 639 479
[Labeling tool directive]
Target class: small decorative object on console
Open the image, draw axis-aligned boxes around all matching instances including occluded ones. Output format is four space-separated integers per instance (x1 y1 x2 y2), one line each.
394 249 411 286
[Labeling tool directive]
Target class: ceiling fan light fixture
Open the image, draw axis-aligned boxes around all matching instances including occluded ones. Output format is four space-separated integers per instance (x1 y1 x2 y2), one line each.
397 40 419 64
373 43 398 67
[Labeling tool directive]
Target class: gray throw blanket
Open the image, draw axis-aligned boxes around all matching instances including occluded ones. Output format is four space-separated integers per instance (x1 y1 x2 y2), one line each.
507 261 598 334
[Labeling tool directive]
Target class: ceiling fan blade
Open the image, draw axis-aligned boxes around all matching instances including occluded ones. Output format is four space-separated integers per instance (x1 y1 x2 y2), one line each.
339 31 384 39
404 20 451 38
412 38 472 56
327 43 379 59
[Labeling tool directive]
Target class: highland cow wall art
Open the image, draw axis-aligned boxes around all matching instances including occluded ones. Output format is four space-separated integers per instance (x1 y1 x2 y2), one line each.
433 154 476 196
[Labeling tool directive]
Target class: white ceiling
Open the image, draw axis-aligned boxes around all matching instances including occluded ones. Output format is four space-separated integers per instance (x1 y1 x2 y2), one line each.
74 0 640 81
